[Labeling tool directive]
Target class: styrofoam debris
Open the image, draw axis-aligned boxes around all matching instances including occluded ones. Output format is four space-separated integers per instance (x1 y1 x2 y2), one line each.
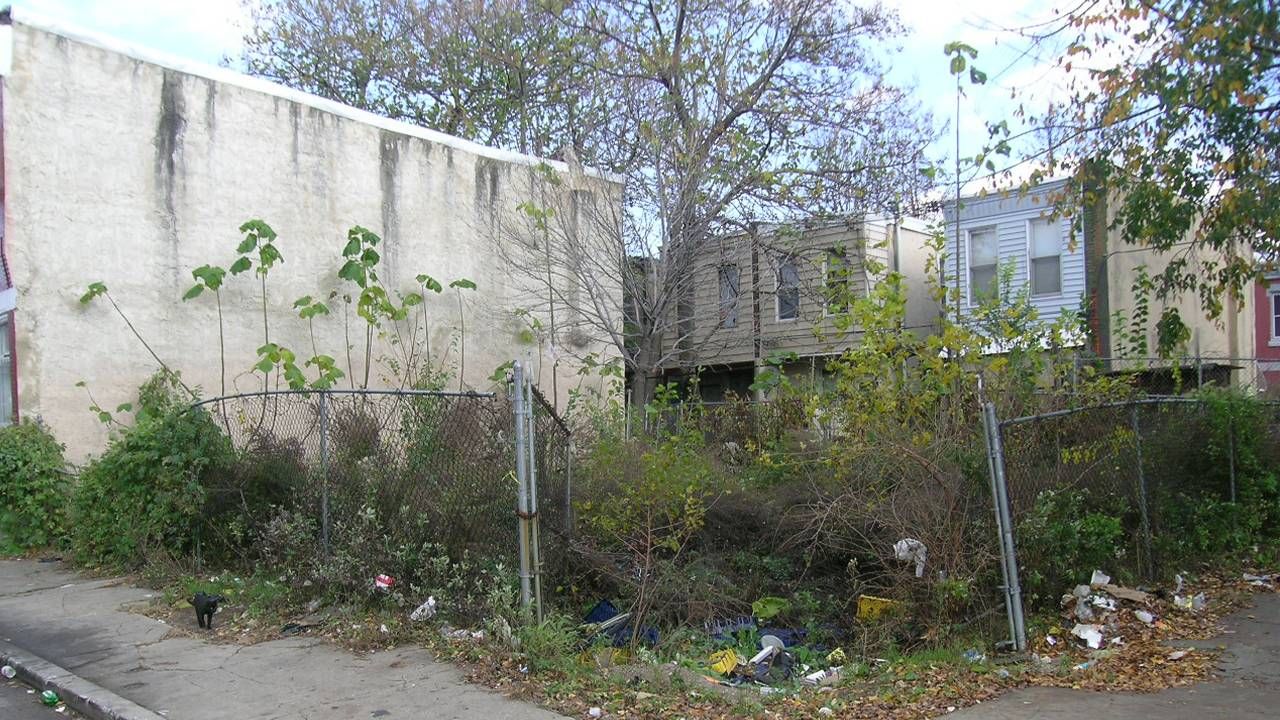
1090 596 1117 611
1071 623 1104 649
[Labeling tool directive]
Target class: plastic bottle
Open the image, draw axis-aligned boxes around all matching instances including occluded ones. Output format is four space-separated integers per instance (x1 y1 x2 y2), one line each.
40 690 59 706
0 665 15 679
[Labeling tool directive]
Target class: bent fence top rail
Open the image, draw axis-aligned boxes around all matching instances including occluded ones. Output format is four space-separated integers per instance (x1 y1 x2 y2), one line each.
190 387 497 409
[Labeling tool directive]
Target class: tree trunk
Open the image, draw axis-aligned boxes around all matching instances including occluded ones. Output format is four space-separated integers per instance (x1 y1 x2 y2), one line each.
629 335 664 408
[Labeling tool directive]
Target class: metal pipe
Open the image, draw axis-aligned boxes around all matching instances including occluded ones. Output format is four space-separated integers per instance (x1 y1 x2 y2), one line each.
525 367 544 622
190 386 496 409
991 403 1028 652
565 438 575 539
982 401 1019 649
1000 396 1204 428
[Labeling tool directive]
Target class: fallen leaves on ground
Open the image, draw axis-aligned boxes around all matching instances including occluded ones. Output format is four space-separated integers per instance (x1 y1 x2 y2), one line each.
120 567 1277 719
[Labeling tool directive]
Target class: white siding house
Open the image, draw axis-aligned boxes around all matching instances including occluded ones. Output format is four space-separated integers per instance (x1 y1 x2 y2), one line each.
943 178 1085 327
943 177 1256 386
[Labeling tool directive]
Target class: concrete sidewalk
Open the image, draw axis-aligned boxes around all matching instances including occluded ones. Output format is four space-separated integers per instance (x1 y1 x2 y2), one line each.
0 560 563 720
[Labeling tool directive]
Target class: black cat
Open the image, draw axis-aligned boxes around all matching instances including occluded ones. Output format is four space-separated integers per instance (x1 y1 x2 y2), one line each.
192 592 226 629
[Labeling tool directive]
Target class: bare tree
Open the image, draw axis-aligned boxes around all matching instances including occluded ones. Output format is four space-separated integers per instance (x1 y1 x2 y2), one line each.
243 0 936 405
539 0 934 404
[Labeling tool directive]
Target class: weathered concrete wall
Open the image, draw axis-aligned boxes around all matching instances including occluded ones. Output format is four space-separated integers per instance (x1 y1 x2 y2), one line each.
1 20 620 459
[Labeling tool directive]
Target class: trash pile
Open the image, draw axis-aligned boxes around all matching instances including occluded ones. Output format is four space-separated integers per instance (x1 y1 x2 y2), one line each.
701 632 847 693
1030 568 1230 688
1243 572 1279 590
1050 569 1166 654
692 609 852 694
583 600 659 647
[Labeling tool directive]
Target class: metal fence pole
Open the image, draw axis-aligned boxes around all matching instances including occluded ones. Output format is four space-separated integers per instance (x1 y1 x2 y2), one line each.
1130 404 1155 579
982 401 1027 652
981 402 1018 648
525 369 544 622
319 390 331 557
513 361 533 610
565 438 575 540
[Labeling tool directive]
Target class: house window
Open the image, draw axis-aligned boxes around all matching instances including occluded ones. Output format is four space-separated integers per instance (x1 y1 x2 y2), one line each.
718 264 740 328
824 249 850 315
967 227 998 304
776 256 800 321
1270 290 1280 344
0 314 11 427
1029 218 1062 296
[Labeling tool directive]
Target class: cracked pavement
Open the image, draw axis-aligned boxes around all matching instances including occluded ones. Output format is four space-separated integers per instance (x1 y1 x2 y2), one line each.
0 560 564 720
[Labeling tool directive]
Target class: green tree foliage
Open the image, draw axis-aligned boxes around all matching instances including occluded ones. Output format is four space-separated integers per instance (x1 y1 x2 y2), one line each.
0 422 70 551
242 0 602 156
1032 0 1279 320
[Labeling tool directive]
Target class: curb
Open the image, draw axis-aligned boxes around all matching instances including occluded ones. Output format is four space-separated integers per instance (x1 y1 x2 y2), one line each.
0 639 167 720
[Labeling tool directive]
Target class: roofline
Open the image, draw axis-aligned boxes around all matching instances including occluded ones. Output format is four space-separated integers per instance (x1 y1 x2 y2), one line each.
0 7 624 186
942 176 1075 209
724 214 932 241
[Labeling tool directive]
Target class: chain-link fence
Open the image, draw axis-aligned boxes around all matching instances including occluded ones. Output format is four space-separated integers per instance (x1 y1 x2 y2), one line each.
193 389 514 558
1069 355 1275 395
984 395 1280 650
528 384 573 569
632 396 811 446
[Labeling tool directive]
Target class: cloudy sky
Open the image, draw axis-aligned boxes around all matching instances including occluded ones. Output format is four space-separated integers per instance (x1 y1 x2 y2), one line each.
15 0 1075 178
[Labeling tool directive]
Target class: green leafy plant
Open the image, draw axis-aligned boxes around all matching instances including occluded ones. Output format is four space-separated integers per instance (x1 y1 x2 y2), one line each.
0 422 70 551
751 596 790 621
516 613 580 674
183 264 230 397
70 374 231 567
1017 489 1125 605
232 220 286 391
449 278 477 390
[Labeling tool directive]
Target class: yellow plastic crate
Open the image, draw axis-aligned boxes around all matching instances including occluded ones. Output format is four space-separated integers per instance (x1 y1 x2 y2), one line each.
856 594 901 621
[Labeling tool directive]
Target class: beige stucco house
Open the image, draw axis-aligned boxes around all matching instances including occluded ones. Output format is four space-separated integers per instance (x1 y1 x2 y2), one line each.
0 12 621 458
656 217 939 399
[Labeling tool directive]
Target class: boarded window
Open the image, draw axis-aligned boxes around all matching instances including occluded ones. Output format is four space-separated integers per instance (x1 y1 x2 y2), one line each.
1029 218 1062 296
968 228 998 303
718 264 740 328
777 256 800 320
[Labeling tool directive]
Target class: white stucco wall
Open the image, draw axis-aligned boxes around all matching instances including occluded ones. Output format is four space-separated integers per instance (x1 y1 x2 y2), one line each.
1 19 621 459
